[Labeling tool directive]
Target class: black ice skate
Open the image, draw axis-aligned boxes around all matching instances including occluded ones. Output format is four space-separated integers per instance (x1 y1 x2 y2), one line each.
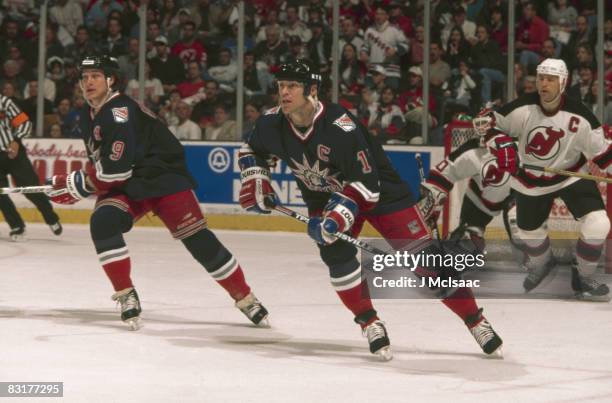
49 221 63 236
465 308 503 357
9 226 26 242
235 292 269 327
571 267 610 302
523 257 556 292
112 287 142 330
363 320 392 361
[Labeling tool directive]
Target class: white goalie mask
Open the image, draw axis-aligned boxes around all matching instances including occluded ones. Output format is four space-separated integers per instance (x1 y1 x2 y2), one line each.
473 107 495 137
536 58 568 92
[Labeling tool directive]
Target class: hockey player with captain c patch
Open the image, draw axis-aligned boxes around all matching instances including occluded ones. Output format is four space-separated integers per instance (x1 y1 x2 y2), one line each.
240 59 504 360
478 58 611 301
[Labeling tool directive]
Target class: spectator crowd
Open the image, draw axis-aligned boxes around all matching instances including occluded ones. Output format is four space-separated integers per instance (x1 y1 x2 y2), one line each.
1 0 610 144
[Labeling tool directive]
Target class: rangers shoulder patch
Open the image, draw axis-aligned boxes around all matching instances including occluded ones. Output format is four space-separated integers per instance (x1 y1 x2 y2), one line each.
333 113 356 132
111 107 129 123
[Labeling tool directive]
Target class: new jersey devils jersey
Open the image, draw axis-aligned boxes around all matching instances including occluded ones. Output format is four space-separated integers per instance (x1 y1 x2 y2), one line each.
246 101 414 215
428 138 512 217
77 93 195 200
492 93 611 196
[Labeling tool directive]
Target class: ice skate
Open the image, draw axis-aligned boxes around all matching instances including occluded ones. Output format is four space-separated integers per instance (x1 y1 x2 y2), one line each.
465 308 503 357
112 287 142 330
49 221 63 236
523 256 556 292
571 267 610 302
235 292 269 327
363 320 392 361
9 227 26 242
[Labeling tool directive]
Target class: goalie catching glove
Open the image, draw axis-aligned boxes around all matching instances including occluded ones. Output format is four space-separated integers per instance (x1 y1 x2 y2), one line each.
308 192 358 245
238 152 278 214
46 170 94 205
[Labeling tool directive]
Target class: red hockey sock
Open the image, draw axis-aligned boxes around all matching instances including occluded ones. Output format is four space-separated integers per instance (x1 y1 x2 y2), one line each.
215 265 251 302
441 287 480 324
336 281 377 328
102 257 133 292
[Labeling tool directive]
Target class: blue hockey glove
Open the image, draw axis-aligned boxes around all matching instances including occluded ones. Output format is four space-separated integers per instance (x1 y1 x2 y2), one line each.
308 192 358 245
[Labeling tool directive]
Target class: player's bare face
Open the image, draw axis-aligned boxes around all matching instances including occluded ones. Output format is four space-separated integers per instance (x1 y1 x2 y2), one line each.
537 74 561 103
278 80 308 114
80 69 109 105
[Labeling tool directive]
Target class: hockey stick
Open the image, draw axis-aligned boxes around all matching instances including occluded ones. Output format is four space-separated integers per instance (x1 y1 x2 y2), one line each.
271 204 388 256
415 153 441 241
521 163 612 184
0 185 53 194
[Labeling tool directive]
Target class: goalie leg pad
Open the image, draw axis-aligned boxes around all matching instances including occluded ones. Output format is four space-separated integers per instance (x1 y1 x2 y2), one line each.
448 222 486 255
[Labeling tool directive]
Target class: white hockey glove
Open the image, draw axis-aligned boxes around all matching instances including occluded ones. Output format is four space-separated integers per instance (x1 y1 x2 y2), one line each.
417 182 447 224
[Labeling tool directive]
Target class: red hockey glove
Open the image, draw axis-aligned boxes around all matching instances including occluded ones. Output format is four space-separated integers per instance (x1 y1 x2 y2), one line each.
238 154 277 214
46 170 93 205
494 135 519 174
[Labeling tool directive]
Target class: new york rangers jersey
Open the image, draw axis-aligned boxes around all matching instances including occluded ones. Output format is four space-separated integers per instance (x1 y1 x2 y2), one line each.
77 93 195 200
245 101 414 215
428 138 512 217
492 93 611 196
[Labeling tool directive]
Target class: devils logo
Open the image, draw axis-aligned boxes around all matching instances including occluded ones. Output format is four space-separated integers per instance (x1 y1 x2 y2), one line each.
481 158 509 187
525 126 565 160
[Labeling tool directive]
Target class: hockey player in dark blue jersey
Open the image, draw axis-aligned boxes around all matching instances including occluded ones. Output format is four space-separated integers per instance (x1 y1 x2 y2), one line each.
239 60 503 360
46 54 269 330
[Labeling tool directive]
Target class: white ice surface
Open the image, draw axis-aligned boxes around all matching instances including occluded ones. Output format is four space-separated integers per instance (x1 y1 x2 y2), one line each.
1 224 611 403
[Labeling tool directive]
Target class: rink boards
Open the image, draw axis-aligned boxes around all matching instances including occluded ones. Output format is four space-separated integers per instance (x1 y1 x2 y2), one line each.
5 139 443 235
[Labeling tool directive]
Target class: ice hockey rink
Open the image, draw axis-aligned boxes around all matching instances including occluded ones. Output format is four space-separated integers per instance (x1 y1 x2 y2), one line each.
1 224 612 403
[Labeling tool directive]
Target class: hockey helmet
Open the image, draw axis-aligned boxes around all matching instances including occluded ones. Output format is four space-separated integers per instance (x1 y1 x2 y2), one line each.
78 54 121 83
275 59 322 95
536 58 568 92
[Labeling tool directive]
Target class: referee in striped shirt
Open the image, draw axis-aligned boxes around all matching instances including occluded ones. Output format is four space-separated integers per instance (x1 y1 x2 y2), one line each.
0 94 62 241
